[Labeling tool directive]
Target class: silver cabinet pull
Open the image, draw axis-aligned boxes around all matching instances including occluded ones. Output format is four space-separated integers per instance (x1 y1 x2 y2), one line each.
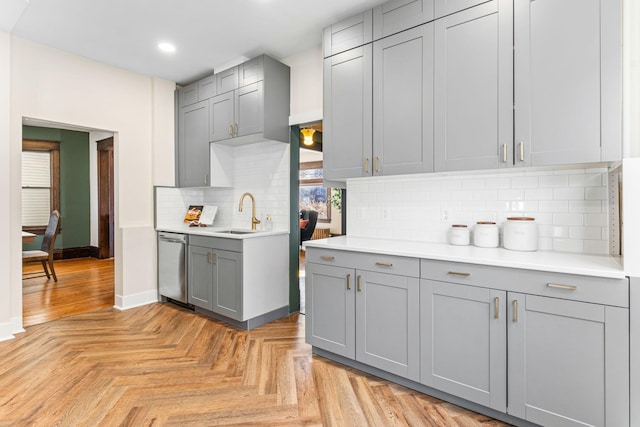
513 300 518 322
364 157 370 173
494 297 499 319
357 275 362 292
375 262 393 267
374 156 380 173
547 283 577 291
346 274 351 290
320 255 335 261
228 124 233 137
502 143 508 163
208 252 216 264
447 271 471 277
205 173 209 185
234 123 238 136
519 141 525 161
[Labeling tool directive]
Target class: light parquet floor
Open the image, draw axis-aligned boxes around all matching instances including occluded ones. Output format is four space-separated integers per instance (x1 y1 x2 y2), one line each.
0 303 510 426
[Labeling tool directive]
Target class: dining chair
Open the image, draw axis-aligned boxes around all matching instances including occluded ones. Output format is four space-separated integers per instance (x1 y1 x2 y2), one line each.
22 210 61 281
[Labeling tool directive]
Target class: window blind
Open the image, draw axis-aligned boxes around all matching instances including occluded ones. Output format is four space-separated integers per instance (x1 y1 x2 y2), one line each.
22 151 51 226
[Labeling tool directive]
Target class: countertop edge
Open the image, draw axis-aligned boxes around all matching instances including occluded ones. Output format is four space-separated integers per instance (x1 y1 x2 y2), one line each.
303 236 626 280
156 226 289 240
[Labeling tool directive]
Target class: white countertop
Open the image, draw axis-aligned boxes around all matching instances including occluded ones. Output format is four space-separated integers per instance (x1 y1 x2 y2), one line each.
303 236 625 279
157 225 289 240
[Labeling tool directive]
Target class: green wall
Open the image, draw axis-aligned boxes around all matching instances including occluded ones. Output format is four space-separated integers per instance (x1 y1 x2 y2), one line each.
22 125 91 251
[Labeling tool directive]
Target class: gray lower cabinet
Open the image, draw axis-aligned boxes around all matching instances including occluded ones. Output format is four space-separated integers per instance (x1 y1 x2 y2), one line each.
188 241 243 321
188 244 214 311
434 0 512 172
177 100 209 187
373 23 434 176
305 252 420 380
420 280 506 412
323 45 373 180
514 0 622 166
507 293 629 427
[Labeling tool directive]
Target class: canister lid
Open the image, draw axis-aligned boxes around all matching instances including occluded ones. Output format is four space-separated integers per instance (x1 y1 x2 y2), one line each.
451 224 468 228
506 217 535 221
476 221 496 225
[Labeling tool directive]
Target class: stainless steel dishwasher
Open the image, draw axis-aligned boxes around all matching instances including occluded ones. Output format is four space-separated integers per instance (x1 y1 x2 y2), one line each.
157 232 190 305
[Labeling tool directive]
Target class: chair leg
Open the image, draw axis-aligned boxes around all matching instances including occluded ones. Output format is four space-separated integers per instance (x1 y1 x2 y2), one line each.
41 261 51 279
48 259 57 282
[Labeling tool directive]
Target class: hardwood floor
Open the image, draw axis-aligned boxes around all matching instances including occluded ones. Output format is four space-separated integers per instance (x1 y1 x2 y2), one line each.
22 257 115 327
0 302 510 426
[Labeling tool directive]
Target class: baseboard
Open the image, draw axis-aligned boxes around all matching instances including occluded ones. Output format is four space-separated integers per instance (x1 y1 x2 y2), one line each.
0 321 15 342
54 246 100 260
114 290 159 311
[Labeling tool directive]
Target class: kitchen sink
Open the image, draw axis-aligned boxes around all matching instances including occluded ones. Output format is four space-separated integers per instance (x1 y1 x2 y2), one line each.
219 230 256 235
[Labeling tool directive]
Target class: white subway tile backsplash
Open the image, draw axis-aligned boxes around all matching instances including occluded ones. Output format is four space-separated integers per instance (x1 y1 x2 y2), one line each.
347 166 610 255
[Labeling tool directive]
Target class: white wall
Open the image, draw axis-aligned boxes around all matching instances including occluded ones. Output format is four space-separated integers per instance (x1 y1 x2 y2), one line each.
3 36 175 338
283 45 323 125
0 31 14 340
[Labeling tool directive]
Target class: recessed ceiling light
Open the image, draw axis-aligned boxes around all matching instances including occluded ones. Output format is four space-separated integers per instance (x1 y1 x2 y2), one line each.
158 42 176 54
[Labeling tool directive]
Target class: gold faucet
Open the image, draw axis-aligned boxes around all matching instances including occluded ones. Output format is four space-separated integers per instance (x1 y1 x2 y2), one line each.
238 192 261 231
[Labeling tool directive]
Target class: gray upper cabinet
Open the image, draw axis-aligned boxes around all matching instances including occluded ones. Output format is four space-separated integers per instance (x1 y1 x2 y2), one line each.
210 55 290 146
508 293 629 427
209 91 234 143
373 23 434 175
434 0 512 172
178 83 199 108
421 280 507 412
373 0 435 39
216 66 238 94
177 100 209 187
323 45 373 180
514 0 622 166
434 0 491 18
238 56 264 87
197 75 216 100
323 10 373 58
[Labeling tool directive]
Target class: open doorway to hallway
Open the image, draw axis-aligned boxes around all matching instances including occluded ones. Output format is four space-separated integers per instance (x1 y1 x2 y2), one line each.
21 119 116 326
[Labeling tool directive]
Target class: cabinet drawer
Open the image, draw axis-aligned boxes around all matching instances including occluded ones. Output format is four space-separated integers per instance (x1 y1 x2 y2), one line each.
190 235 242 253
306 248 419 277
421 259 628 307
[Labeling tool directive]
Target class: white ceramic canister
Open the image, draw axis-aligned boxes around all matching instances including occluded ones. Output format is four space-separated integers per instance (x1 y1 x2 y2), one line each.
473 221 499 248
449 224 470 246
503 217 538 251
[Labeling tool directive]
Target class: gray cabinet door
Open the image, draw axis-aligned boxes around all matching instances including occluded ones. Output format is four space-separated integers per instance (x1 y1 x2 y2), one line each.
373 0 434 39
508 293 629 427
178 83 198 107
373 23 434 176
355 271 420 381
323 45 373 180
305 263 356 359
197 75 216 100
434 0 512 172
323 10 373 58
177 100 209 187
235 82 264 138
514 0 622 166
216 66 238 94
421 280 507 412
238 56 263 87
435 0 492 18
209 92 234 143
188 245 214 311
212 249 243 321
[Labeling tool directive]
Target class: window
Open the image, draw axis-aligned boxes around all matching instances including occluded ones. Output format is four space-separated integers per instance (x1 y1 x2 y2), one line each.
299 161 330 222
22 140 60 234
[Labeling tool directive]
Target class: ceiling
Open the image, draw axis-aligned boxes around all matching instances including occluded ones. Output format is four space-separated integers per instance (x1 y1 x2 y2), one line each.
1 0 382 86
